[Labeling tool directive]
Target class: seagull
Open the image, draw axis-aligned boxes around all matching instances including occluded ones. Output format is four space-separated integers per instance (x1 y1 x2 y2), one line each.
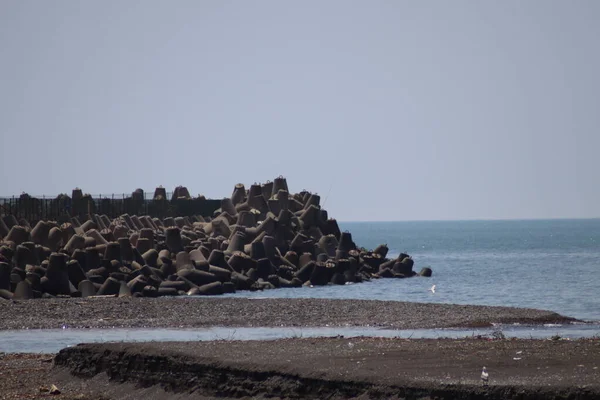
481 366 489 385
429 284 436 293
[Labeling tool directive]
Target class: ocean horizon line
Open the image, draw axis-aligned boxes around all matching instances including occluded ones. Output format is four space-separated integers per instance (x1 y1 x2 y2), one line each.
339 217 600 223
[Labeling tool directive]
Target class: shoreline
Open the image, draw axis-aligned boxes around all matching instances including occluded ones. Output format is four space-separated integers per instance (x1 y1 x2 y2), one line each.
0 297 578 331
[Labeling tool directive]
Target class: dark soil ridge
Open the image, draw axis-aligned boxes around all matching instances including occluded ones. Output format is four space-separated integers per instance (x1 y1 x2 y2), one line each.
54 339 600 400
0 297 578 330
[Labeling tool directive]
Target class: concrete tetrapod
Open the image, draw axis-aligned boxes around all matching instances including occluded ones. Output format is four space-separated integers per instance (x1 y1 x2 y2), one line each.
0 178 430 300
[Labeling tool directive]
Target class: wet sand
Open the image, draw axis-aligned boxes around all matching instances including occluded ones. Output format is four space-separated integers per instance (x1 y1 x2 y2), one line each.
0 297 577 331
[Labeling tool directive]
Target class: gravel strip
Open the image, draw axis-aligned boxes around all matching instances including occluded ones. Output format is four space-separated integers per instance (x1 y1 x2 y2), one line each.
0 297 576 330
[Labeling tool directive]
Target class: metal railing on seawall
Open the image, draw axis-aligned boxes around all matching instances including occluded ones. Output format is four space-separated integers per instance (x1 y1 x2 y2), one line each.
0 192 221 224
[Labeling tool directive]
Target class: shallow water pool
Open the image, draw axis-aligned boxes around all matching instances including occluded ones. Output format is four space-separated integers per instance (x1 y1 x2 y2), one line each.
1 323 599 354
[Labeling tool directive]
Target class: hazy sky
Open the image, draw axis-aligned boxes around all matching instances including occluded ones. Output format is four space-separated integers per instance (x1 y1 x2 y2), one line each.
1 1 599 221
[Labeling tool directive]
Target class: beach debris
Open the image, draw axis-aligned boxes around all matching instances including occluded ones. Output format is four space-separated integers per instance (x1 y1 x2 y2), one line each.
481 366 489 385
429 284 436 293
49 384 61 395
513 357 522 360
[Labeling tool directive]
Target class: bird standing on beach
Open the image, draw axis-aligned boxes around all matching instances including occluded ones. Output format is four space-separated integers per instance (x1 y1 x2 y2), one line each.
481 366 489 385
429 284 436 293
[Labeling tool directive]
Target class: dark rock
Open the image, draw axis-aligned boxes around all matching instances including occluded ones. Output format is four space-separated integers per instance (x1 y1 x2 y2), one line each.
31 221 52 245
177 269 219 286
97 277 121 296
118 281 132 297
78 280 97 297
13 280 34 300
331 272 346 285
87 275 105 285
295 261 315 283
309 261 334 286
175 251 194 271
118 237 134 262
159 280 190 292
189 282 223 296
231 272 255 291
378 268 394 278
127 275 148 294
104 242 122 262
14 245 35 269
42 253 73 296
67 260 87 288
0 262 10 291
392 258 414 275
142 285 158 297
222 281 236 293
157 287 178 297
165 227 183 253
5 226 29 245
208 266 231 282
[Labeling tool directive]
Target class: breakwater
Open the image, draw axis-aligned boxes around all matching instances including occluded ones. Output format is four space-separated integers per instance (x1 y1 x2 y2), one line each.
0 177 431 300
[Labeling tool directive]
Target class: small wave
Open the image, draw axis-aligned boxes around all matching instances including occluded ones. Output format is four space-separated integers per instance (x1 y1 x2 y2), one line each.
571 320 600 325
543 324 563 327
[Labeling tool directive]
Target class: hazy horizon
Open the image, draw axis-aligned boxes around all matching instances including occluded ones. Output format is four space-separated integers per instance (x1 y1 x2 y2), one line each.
2 1 599 221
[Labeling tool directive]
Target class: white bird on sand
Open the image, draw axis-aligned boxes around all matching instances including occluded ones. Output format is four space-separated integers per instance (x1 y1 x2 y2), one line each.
481 366 489 385
429 284 436 293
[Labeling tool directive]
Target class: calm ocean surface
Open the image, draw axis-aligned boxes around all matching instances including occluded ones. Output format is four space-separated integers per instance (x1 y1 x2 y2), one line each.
225 219 600 322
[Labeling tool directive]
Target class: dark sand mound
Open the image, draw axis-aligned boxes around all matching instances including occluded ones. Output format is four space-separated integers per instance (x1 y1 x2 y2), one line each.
48 338 600 399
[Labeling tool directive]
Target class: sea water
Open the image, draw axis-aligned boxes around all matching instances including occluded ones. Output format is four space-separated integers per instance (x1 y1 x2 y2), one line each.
224 219 600 322
2 323 599 354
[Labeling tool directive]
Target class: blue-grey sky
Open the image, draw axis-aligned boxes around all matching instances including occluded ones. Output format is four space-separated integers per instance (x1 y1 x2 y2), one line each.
1 1 599 221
